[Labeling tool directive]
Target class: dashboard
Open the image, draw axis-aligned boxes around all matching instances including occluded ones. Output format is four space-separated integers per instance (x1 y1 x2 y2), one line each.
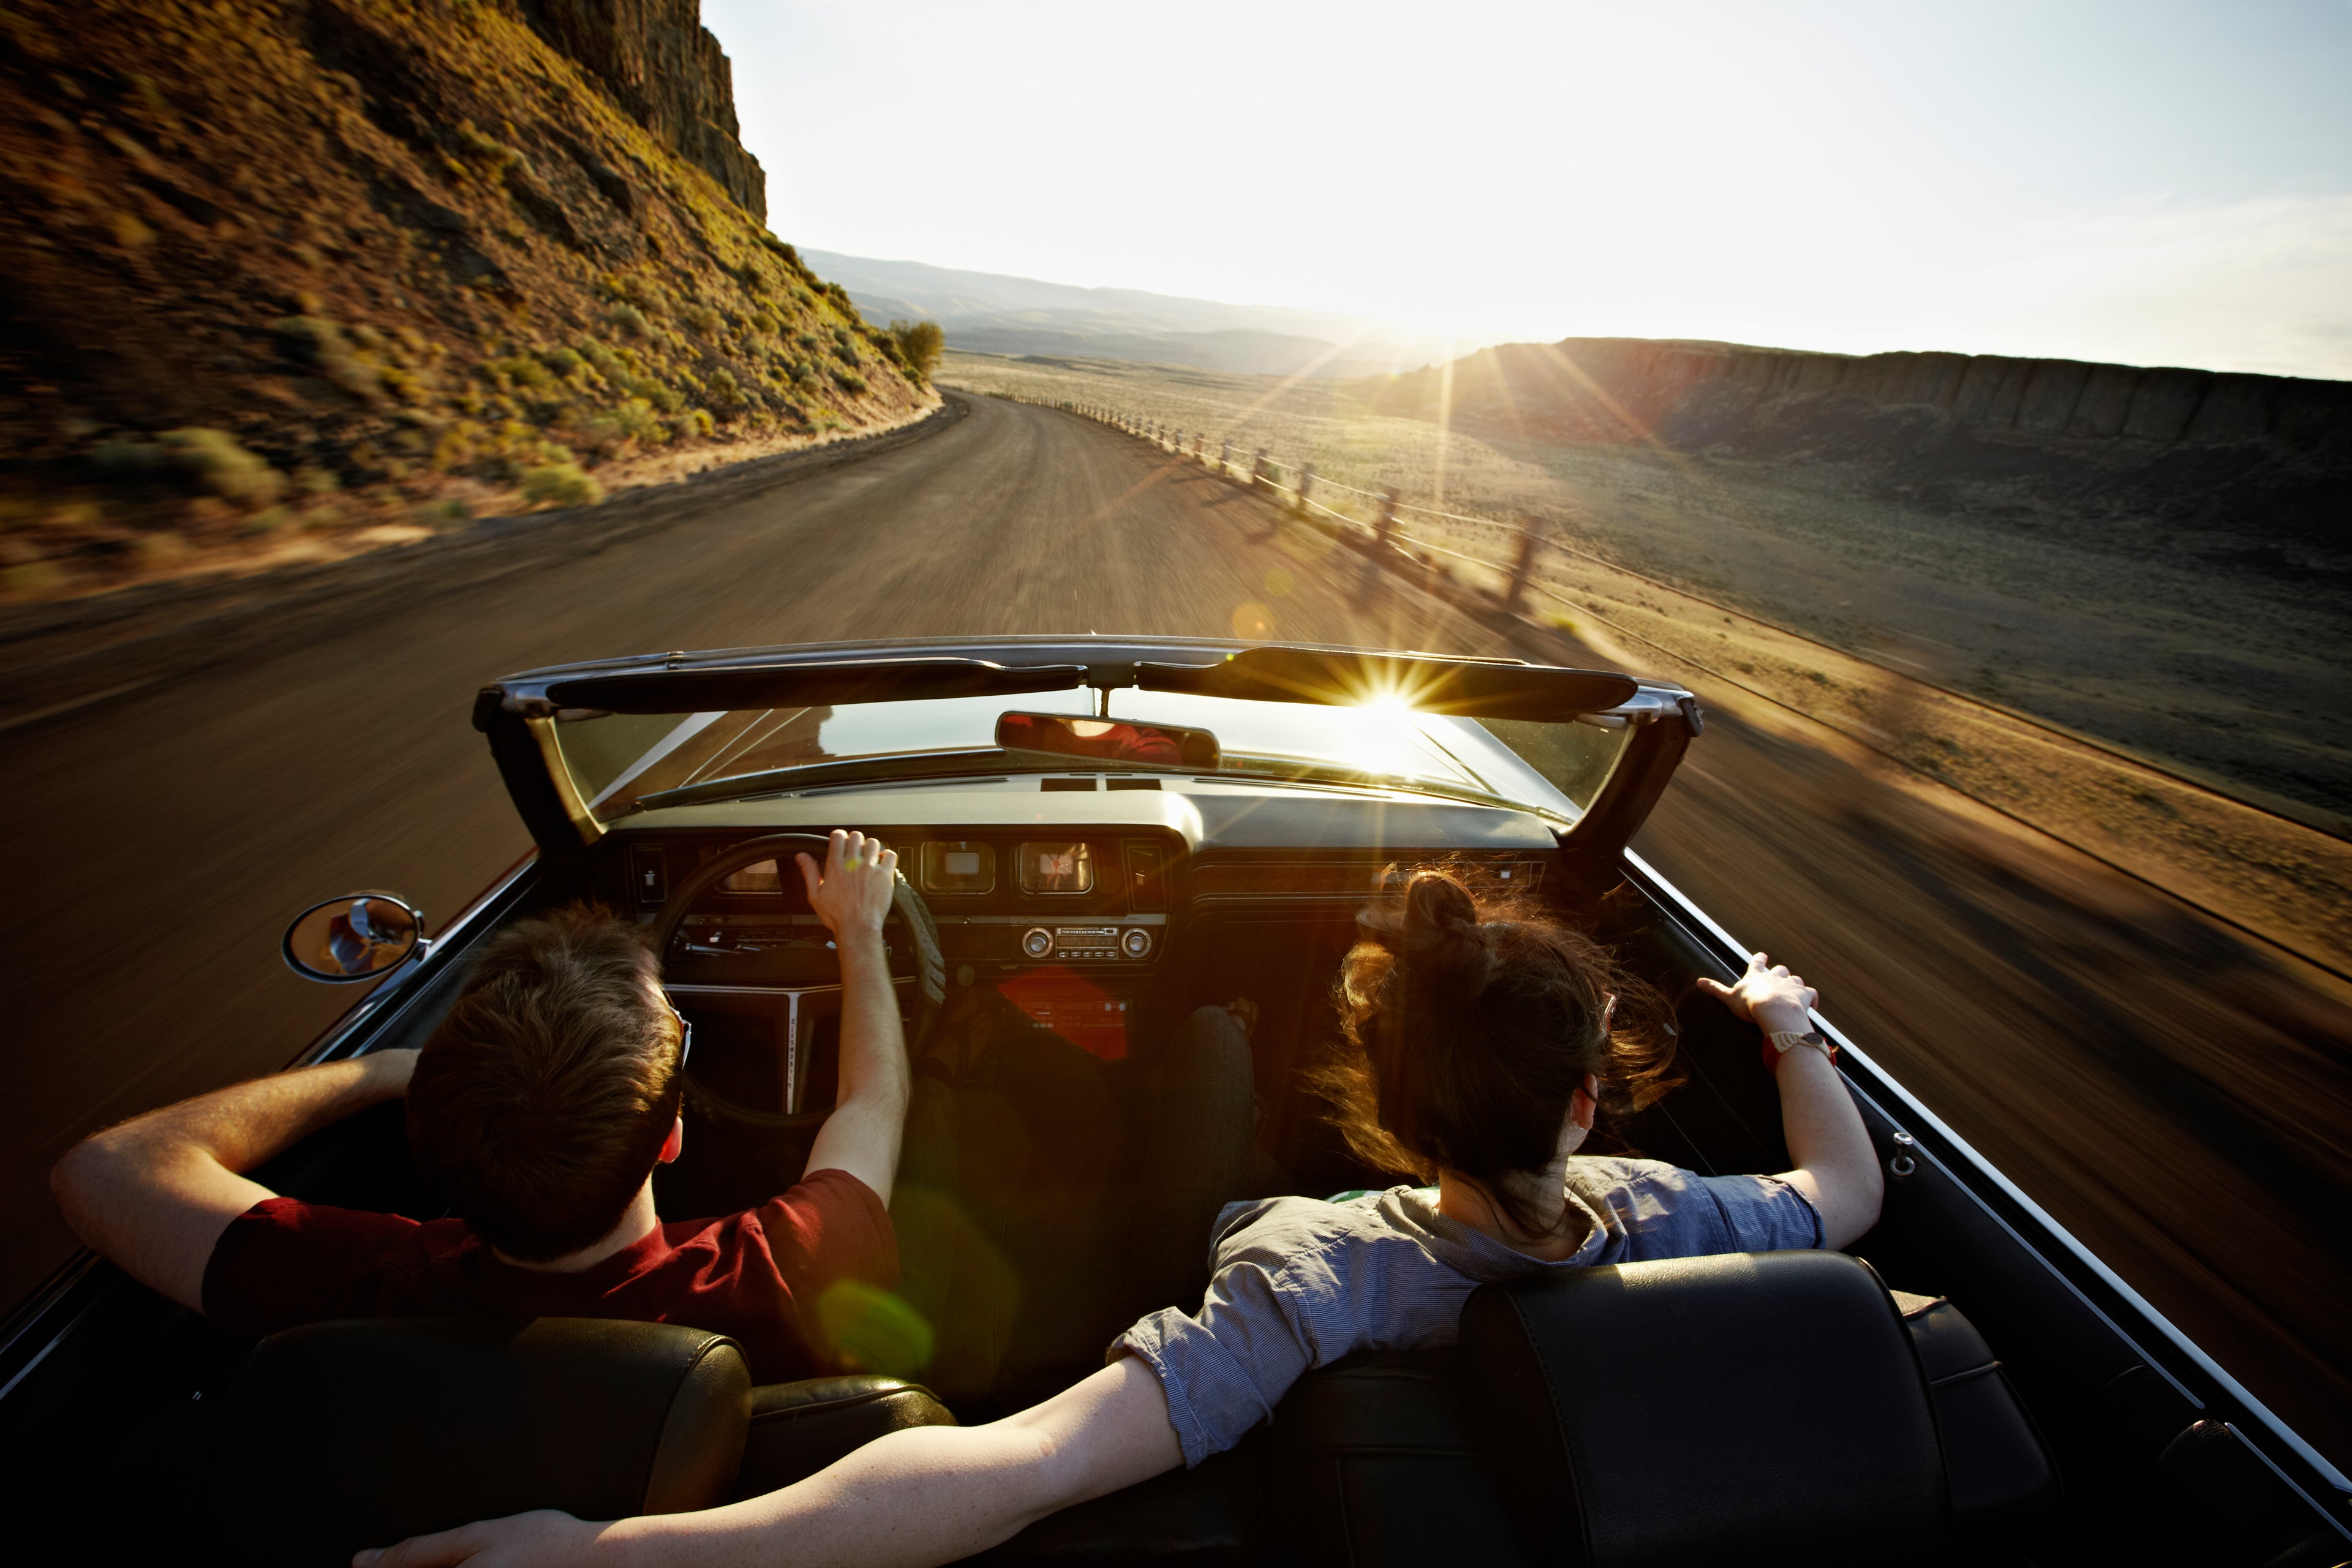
620 826 1178 979
604 776 1563 991
600 776 1564 1112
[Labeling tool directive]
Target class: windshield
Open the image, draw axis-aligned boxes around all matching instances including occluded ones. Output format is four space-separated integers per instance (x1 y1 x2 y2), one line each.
554 690 1632 823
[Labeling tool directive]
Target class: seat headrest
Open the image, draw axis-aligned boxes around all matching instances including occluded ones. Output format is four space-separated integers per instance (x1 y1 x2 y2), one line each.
212 1317 750 1566
1460 1251 1948 1568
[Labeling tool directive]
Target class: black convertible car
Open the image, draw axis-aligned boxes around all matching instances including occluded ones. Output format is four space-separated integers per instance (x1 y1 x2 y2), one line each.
2 635 2345 1567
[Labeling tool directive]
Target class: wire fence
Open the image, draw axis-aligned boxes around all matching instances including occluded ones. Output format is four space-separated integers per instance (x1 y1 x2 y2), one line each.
999 393 2351 983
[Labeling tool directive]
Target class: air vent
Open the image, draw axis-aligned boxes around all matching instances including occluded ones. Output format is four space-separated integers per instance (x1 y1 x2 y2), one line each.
1123 841 1167 910
1106 777 1161 791
630 843 667 906
1041 777 1099 792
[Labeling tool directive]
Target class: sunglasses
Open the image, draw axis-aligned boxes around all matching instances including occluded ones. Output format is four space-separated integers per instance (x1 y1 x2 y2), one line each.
663 993 693 1072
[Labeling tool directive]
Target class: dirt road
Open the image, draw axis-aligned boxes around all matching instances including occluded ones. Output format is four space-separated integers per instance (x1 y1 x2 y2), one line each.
5 394 2345 1463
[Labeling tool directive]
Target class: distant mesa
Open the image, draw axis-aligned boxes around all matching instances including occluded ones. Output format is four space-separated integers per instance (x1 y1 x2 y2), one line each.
1360 337 2352 551
886 236 2352 556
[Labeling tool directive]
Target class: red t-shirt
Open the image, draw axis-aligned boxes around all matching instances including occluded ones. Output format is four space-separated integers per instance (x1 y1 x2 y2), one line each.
201 1167 895 1385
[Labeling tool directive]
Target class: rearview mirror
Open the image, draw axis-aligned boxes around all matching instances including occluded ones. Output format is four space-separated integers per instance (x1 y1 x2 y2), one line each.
282 894 424 983
997 711 1219 769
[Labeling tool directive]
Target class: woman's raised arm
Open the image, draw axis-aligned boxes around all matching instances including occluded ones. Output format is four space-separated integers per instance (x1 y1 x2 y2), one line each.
1699 952 1884 1249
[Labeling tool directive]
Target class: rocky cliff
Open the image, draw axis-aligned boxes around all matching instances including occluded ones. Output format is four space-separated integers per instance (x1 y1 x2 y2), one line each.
0 0 929 598
517 0 766 221
1360 339 2351 555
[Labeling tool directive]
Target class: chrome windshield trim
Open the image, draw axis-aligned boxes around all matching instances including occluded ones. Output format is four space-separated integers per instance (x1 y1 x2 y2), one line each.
1591 681 1698 722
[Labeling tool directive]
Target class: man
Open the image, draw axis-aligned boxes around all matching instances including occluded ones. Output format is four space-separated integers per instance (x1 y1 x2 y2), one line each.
51 830 910 1384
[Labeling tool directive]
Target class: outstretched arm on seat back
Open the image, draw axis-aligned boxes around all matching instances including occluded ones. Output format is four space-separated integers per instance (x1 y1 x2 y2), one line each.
353 1354 1185 1568
51 1049 417 1310
1699 953 1884 1249
798 830 914 1207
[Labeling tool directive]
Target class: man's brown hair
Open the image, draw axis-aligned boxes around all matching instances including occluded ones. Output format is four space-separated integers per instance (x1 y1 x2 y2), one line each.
407 903 681 1261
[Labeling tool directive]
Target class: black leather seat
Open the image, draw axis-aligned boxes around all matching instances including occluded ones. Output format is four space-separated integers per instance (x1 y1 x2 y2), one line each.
733 1374 959 1498
1894 1287 2061 1544
208 1317 748 1565
984 1254 2053 1565
1264 1346 1527 1567
198 1318 954 1566
1458 1250 2056 1567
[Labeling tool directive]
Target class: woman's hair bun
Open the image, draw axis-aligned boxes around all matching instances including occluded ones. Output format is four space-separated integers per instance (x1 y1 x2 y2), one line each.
1379 869 1489 992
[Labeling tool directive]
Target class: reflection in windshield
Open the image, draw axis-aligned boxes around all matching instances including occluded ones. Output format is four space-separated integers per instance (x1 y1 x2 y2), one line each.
560 688 1618 821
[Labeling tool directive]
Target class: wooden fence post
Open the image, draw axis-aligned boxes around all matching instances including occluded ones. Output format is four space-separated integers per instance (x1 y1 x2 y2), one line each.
1298 462 1316 515
1503 526 1543 617
1377 486 1398 551
1251 449 1269 491
1220 440 1232 475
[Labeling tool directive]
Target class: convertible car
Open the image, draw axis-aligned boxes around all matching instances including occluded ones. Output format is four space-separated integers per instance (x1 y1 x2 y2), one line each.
2 635 2345 1567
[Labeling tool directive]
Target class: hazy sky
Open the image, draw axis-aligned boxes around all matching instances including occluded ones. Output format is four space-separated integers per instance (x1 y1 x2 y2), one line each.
704 1 2352 379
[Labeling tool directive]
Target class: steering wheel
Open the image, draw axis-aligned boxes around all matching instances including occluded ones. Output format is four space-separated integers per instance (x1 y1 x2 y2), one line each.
650 833 944 1132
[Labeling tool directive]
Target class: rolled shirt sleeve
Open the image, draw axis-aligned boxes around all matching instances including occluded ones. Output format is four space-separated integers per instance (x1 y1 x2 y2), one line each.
1704 1171 1825 1251
1112 1197 1421 1468
1114 1256 1315 1467
1594 1164 1822 1256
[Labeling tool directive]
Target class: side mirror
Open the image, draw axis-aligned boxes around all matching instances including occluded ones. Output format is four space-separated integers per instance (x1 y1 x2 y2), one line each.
997 710 1219 769
282 894 426 984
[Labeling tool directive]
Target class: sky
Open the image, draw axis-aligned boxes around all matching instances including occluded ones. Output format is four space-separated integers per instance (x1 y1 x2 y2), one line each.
703 0 2352 379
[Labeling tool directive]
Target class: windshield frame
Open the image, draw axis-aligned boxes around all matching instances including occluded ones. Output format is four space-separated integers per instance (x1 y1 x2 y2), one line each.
630 745 1583 824
582 685 1608 823
478 636 1696 854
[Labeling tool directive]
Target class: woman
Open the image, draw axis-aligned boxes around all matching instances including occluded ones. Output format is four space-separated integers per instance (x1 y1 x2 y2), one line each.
358 870 1884 1568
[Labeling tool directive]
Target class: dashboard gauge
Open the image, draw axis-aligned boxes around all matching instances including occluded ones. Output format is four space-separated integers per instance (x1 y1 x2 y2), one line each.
718 858 783 894
922 840 998 895
1019 840 1095 894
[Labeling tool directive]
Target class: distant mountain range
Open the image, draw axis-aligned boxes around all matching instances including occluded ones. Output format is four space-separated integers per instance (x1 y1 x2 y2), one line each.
803 251 1481 379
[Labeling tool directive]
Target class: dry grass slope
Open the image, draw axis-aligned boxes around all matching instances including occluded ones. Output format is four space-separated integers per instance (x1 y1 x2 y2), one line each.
0 0 937 599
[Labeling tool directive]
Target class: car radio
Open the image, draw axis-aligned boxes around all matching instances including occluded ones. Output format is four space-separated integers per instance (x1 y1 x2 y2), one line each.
1021 924 1154 961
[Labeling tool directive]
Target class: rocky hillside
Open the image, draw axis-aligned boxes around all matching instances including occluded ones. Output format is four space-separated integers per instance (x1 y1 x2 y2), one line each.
0 0 935 597
1360 339 2351 567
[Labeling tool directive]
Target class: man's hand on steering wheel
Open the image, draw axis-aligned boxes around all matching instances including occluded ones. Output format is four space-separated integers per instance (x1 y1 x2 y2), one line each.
795 829 897 943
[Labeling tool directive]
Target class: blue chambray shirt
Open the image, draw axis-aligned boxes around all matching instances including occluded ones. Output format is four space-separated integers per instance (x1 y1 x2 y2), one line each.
1112 1157 1822 1466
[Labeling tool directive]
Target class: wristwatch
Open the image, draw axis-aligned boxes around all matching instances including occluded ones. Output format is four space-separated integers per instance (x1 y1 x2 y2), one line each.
1763 1029 1839 1071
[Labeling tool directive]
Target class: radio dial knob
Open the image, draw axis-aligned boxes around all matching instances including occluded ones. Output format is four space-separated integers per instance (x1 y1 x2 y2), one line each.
1021 927 1054 959
1121 927 1152 959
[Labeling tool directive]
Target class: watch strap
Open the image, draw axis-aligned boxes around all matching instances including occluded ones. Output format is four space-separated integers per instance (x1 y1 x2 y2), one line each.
1762 1028 1838 1071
